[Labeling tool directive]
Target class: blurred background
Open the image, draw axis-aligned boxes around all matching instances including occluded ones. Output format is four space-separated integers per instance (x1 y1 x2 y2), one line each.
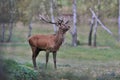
0 0 120 80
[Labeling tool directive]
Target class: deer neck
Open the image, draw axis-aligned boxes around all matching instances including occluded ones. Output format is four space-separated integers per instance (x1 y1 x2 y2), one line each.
54 29 64 48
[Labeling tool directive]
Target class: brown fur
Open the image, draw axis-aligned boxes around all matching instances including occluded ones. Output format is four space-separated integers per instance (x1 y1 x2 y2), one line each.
28 22 70 70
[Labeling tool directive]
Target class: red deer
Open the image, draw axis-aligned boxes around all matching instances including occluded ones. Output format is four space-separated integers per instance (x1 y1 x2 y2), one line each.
28 16 70 70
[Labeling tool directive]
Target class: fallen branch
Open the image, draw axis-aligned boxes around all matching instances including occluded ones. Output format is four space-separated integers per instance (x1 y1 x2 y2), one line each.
89 8 113 35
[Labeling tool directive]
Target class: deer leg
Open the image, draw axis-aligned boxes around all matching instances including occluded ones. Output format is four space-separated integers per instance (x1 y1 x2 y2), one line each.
46 51 49 69
53 52 57 69
32 47 40 70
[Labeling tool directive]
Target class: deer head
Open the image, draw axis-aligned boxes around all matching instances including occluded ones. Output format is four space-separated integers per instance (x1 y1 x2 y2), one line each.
55 18 70 34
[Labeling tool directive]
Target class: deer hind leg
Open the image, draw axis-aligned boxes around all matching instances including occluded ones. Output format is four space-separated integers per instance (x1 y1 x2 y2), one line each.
32 47 40 70
53 52 57 69
45 51 49 69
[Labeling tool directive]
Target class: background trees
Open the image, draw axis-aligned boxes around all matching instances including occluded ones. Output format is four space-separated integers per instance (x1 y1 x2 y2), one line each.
1 1 120 79
0 0 19 42
0 0 119 46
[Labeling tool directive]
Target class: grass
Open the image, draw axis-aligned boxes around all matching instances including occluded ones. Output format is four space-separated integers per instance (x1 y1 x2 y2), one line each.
1 58 120 80
1 22 120 80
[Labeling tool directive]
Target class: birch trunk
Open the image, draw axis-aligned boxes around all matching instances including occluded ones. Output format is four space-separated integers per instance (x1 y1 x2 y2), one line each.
28 20 32 37
7 0 15 42
118 0 120 41
93 18 98 47
7 22 13 42
88 16 95 46
1 23 5 42
50 0 57 33
71 0 78 47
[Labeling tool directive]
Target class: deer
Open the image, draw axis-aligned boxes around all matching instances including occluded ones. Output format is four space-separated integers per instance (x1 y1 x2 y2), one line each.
28 16 70 70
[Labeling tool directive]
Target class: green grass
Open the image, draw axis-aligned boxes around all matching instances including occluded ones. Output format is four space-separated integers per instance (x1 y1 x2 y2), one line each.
1 22 120 80
1 58 120 80
58 45 120 61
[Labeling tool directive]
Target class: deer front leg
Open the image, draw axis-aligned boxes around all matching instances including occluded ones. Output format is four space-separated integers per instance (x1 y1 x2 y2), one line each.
46 51 49 69
32 54 37 70
32 47 40 70
53 52 57 69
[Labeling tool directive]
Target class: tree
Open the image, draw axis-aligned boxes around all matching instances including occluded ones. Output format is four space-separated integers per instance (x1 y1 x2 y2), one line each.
7 0 18 42
88 0 101 46
89 8 112 47
20 0 58 37
118 0 120 41
1 24 5 42
88 15 95 46
71 0 78 46
50 0 57 33
28 18 32 37
0 0 19 42
0 0 9 42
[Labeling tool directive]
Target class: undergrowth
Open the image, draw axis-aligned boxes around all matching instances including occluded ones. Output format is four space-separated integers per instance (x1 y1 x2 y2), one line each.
1 58 120 80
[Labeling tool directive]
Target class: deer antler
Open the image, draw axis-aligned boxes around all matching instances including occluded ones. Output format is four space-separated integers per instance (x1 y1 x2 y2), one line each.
39 14 68 26
65 20 69 24
39 15 56 24
58 17 69 24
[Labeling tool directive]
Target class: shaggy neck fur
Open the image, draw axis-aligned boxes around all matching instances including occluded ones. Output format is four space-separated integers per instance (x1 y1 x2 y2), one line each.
54 29 64 50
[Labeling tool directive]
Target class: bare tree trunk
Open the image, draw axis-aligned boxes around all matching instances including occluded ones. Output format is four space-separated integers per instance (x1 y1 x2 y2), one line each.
28 21 32 37
1 23 5 42
50 0 57 33
71 0 78 46
88 26 93 46
71 32 77 46
97 0 101 18
93 18 98 47
88 15 96 46
92 0 100 46
7 22 13 42
118 0 120 41
88 15 98 47
7 0 15 42
88 16 95 46
118 17 120 41
53 0 59 16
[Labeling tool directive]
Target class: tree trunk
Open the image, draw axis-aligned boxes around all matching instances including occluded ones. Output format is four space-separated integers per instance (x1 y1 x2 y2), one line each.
50 0 57 33
28 21 32 37
71 32 77 46
7 22 13 42
88 25 93 46
88 16 95 46
93 19 98 47
71 0 78 47
7 0 14 42
97 0 101 18
118 16 120 41
118 0 120 41
1 23 5 42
